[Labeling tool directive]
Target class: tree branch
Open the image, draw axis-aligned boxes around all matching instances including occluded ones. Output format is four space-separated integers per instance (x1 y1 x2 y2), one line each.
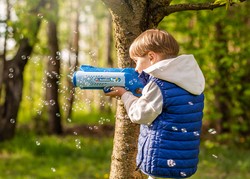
166 1 246 15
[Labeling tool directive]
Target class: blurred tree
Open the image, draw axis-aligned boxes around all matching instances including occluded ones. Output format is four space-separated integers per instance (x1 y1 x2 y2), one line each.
159 1 250 143
0 0 47 141
101 0 246 178
65 0 80 121
0 0 10 97
45 0 62 134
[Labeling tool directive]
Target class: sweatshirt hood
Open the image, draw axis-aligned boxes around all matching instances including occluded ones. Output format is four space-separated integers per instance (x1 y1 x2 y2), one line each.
144 54 205 95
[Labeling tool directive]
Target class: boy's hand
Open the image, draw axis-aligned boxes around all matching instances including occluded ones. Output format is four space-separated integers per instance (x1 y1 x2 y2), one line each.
104 87 128 98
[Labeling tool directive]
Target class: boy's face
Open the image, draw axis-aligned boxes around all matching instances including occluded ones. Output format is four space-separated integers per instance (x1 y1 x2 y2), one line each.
133 51 162 73
133 56 151 73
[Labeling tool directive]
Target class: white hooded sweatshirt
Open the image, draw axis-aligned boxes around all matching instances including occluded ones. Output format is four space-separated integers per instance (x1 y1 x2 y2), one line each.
121 54 205 125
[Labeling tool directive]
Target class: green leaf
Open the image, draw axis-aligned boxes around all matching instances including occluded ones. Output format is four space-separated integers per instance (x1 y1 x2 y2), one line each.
213 0 227 5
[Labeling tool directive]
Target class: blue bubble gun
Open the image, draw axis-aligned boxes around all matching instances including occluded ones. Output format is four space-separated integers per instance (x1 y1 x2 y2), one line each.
72 65 144 96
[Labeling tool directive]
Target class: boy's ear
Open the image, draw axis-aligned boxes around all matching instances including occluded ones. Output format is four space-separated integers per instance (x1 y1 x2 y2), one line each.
148 51 156 64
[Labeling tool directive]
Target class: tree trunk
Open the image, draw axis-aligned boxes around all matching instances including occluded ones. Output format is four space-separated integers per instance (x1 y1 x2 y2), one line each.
213 22 231 134
65 0 80 121
100 13 114 113
46 0 62 134
0 40 35 141
0 0 45 141
107 2 150 178
0 0 10 96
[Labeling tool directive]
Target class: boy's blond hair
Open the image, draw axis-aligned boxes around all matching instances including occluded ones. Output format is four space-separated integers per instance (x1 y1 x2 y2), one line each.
129 29 179 60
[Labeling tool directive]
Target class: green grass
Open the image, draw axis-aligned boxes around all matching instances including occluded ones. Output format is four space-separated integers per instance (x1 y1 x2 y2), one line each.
0 131 112 179
192 145 250 179
1 131 250 179
70 109 115 125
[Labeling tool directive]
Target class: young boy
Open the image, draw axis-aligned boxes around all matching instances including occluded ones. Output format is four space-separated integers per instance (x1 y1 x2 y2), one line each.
105 29 205 178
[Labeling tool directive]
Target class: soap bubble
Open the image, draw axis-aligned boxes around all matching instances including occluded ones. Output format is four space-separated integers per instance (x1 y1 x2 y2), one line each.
49 99 55 106
181 128 187 133
9 68 14 72
193 131 200 136
51 61 56 65
47 83 52 88
172 126 178 131
51 167 56 172
180 172 187 177
208 128 217 135
167 159 176 167
212 154 218 159
67 118 72 123
8 73 14 78
10 118 15 124
21 55 27 60
129 80 134 85
36 141 41 146
75 139 81 149
37 13 43 18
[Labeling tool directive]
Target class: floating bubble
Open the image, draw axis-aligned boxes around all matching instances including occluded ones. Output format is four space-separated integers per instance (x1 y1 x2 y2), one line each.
8 73 14 78
48 56 53 60
9 68 14 72
180 172 187 177
49 99 55 106
167 159 176 167
193 131 200 136
47 83 52 88
36 141 41 146
76 144 81 149
208 128 217 135
181 128 187 133
129 80 134 85
26 96 32 101
51 61 56 65
56 51 61 56
172 126 178 131
212 154 218 159
21 55 27 60
51 167 56 172
10 118 15 124
37 13 43 18
67 118 72 123
75 139 82 149
36 110 42 115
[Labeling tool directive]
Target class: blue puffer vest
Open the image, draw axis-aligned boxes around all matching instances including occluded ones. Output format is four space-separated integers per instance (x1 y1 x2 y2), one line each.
137 74 204 178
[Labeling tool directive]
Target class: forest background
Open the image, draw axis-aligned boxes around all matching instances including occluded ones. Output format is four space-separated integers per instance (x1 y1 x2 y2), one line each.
0 0 250 178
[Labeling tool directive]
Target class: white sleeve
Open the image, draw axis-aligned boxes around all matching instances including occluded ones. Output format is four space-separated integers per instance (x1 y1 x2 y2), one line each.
121 81 163 125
